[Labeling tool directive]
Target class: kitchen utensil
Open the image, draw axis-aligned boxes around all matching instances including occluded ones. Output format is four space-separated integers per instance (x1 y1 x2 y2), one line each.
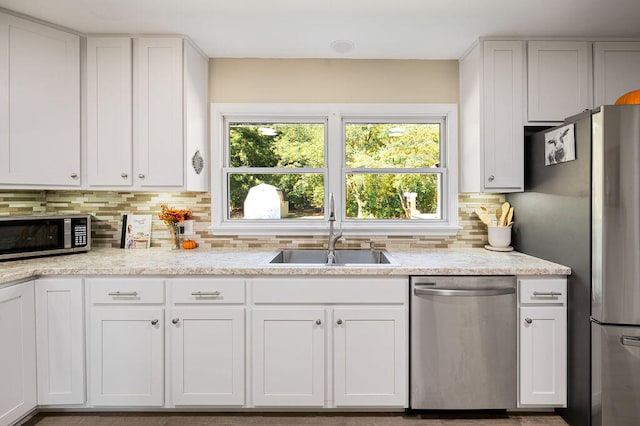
506 207 514 225
474 207 492 226
496 208 502 224
499 202 510 227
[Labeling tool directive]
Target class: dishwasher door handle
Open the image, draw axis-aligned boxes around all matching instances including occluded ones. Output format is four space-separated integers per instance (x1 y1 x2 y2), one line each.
413 287 516 297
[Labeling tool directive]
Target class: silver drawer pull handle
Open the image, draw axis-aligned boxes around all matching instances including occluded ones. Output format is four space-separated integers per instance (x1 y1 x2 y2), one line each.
525 318 533 324
621 336 640 347
533 291 562 296
336 319 343 325
191 291 221 296
172 318 180 325
315 319 322 325
108 291 138 297
151 319 159 326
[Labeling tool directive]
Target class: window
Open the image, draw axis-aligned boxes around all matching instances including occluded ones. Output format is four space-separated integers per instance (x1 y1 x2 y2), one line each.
211 104 458 235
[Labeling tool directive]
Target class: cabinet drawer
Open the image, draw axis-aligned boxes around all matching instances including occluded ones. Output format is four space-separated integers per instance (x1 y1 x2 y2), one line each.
519 278 567 304
252 277 407 304
170 278 245 304
88 278 164 304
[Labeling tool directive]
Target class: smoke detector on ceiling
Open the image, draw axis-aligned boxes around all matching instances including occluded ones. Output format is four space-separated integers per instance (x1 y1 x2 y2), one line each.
330 40 355 54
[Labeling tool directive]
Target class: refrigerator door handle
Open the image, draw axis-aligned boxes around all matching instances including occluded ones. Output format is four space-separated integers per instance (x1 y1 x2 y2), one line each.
621 336 640 347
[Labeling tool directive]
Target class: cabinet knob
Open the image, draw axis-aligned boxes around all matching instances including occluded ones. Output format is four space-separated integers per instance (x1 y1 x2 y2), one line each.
121 173 128 179
172 318 180 325
315 319 322 325
488 175 495 182
70 173 78 179
525 318 533 324
151 319 159 326
138 173 145 179
337 319 343 325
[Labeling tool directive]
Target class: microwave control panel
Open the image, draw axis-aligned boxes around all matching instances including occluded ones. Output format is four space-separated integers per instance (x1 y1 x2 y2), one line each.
73 221 88 247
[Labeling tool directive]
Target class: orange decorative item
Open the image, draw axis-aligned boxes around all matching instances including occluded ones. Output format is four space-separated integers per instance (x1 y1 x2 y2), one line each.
158 204 192 250
182 240 197 249
615 89 640 105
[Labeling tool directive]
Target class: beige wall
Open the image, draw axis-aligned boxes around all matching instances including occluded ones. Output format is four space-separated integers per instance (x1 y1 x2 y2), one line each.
209 59 459 104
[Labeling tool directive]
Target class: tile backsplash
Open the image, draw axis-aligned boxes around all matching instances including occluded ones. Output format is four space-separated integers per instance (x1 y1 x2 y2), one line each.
0 191 504 250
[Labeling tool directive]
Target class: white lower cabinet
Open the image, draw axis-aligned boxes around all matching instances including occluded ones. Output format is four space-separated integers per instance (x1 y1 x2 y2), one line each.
87 278 165 407
518 277 567 407
333 308 406 407
170 307 245 406
251 277 408 408
0 281 36 426
34 278 85 405
89 308 164 406
252 308 326 407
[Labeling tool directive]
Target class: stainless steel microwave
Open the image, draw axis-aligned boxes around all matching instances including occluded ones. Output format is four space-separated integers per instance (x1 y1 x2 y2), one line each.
0 214 91 261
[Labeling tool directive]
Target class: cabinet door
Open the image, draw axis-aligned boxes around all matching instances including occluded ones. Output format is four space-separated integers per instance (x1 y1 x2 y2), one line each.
519 306 567 406
0 13 80 186
252 308 325 407
133 37 183 188
0 281 36 426
35 278 85 405
483 41 524 191
170 307 244 406
89 309 164 406
527 41 591 122
594 42 640 106
333 308 407 407
184 40 209 192
87 37 132 187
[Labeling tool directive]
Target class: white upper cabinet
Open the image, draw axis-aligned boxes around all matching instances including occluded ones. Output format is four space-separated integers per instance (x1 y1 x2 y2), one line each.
86 36 209 191
86 37 133 187
134 37 184 188
0 12 80 187
460 40 525 193
594 42 640 106
527 41 592 122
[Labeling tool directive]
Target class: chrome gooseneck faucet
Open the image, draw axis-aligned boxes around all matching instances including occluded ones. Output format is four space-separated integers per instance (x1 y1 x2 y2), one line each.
326 193 343 265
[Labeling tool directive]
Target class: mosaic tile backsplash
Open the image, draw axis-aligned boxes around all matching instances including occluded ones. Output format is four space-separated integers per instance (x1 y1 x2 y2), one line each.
0 191 504 250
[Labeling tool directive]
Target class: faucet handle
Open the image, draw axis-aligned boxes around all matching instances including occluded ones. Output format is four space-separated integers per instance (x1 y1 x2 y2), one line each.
328 193 336 220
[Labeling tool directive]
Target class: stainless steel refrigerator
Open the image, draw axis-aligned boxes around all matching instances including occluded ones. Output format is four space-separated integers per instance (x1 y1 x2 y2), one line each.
508 105 640 426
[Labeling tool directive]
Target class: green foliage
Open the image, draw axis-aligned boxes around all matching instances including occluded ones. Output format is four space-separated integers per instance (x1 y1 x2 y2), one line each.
228 122 441 219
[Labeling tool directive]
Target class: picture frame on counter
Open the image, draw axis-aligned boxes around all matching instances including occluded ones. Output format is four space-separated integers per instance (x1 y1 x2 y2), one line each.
120 214 152 249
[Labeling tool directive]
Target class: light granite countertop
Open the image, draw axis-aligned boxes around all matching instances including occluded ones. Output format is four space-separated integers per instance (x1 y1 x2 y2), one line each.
0 247 571 286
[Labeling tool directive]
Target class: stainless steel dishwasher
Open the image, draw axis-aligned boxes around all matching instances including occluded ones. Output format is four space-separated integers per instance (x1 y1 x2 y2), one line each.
410 276 517 410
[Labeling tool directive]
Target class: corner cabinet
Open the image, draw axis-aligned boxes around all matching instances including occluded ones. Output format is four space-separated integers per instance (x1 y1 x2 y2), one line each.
86 36 209 191
0 12 80 188
0 281 36 426
34 278 85 406
518 277 567 407
459 40 525 193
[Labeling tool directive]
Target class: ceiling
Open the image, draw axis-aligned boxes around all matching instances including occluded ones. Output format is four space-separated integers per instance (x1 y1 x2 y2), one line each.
1 0 640 59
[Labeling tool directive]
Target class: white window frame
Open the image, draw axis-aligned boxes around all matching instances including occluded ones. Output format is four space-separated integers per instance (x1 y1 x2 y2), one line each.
210 103 459 236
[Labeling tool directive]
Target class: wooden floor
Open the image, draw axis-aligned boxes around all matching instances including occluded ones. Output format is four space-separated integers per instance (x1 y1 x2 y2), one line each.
23 412 569 426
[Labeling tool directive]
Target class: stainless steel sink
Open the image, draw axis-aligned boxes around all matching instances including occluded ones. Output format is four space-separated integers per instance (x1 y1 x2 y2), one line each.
268 249 396 265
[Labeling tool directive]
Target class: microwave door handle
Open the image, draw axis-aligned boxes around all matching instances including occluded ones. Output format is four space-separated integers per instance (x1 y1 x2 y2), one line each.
63 218 72 249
